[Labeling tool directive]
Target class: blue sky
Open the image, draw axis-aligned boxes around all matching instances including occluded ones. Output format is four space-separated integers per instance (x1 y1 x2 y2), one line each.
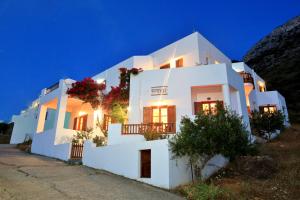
0 0 299 121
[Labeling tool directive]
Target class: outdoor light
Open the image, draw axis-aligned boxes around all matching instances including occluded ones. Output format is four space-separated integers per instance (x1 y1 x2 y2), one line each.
96 78 105 84
79 111 87 116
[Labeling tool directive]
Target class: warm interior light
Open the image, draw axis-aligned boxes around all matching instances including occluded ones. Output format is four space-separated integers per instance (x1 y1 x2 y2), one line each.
93 109 103 121
258 81 264 86
127 106 131 111
214 60 220 64
79 111 87 116
152 101 165 107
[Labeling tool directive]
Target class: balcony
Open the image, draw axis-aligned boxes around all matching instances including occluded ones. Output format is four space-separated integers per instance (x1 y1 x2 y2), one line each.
45 82 59 95
239 72 254 87
122 123 176 135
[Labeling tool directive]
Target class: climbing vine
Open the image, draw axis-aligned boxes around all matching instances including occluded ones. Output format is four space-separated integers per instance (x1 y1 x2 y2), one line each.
66 68 143 121
66 77 106 109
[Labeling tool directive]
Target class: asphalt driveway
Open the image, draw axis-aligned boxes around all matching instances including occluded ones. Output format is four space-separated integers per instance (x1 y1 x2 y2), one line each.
0 145 183 200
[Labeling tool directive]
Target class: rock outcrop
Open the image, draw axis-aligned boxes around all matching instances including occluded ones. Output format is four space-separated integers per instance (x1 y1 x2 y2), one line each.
244 16 300 122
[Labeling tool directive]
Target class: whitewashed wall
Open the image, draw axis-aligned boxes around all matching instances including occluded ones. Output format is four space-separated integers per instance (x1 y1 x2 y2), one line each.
10 107 38 144
249 90 289 124
31 79 75 160
31 129 72 161
128 64 250 130
83 124 192 189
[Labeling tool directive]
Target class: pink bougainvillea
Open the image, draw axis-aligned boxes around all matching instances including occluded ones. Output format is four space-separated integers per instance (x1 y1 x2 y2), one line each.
66 77 106 109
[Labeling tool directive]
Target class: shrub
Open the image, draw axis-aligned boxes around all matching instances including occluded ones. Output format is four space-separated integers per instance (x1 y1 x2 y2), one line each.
170 103 254 180
250 110 285 139
143 130 168 141
72 128 93 144
92 135 107 147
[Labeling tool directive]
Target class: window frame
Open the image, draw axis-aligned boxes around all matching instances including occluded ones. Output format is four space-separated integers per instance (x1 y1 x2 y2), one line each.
194 100 223 115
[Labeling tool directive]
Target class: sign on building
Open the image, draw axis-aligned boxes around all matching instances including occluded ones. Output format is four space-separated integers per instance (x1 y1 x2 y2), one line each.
151 86 168 96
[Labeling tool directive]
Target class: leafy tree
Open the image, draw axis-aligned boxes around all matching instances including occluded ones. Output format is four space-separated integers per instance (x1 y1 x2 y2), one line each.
250 110 285 140
169 103 253 180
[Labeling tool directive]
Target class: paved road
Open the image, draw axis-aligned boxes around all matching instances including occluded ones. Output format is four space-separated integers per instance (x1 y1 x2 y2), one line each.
0 145 183 200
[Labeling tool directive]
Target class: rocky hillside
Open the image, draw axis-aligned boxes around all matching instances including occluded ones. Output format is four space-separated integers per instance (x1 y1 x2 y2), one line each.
244 16 300 122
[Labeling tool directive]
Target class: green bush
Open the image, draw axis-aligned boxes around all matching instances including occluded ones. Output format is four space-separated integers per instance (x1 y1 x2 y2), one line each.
170 103 255 180
111 102 127 123
250 110 285 139
143 130 167 141
72 128 93 144
92 135 106 147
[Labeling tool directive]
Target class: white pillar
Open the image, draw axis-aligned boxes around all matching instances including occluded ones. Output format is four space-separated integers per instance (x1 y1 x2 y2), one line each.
53 80 68 144
222 84 231 108
36 105 47 133
235 91 243 116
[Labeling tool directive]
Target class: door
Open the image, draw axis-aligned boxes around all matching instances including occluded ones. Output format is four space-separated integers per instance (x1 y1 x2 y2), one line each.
73 114 88 131
140 149 151 178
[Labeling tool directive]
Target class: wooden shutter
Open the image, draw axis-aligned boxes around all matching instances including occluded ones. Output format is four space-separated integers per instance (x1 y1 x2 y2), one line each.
194 102 201 114
143 107 153 124
82 115 88 131
167 106 176 123
73 117 78 130
176 58 183 68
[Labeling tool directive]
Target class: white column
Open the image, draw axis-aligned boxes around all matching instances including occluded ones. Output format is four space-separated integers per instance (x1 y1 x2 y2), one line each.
53 80 68 144
235 91 243 116
222 84 231 108
36 105 47 133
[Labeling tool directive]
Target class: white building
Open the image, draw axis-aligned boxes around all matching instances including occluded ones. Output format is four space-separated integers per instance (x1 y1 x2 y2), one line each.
10 32 289 189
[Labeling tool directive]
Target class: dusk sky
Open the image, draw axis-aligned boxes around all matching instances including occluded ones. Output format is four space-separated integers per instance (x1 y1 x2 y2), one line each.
0 0 299 121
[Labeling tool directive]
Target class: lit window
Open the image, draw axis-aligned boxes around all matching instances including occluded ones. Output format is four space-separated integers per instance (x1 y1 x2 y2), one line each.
258 81 266 92
176 58 183 68
152 107 168 123
195 101 223 115
259 105 277 113
160 63 170 69
160 108 168 123
152 108 160 123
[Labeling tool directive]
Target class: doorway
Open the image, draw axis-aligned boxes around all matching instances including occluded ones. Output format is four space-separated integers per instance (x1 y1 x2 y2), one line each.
140 149 151 178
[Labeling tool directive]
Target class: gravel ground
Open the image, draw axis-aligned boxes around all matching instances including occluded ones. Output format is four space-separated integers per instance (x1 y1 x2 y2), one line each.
0 145 183 200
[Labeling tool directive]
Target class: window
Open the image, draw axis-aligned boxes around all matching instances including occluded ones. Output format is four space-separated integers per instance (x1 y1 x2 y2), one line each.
102 114 117 131
259 85 265 92
143 106 176 124
259 105 277 113
73 115 88 131
176 58 183 68
194 101 223 115
160 63 170 69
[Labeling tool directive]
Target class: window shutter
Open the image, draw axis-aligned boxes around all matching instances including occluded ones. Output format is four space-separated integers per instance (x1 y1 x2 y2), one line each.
73 117 78 130
176 58 183 68
143 107 152 124
194 102 201 114
82 115 88 131
167 106 176 123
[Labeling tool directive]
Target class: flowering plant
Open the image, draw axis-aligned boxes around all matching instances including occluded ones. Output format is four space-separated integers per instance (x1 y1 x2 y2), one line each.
66 78 106 109
102 68 142 111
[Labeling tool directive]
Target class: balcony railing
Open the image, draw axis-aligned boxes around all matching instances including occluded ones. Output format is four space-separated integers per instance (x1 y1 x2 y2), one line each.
45 82 59 95
239 72 254 86
122 123 176 135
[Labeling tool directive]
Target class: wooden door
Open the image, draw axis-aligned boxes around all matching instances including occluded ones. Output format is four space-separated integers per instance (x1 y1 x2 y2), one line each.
73 115 88 131
140 149 151 178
